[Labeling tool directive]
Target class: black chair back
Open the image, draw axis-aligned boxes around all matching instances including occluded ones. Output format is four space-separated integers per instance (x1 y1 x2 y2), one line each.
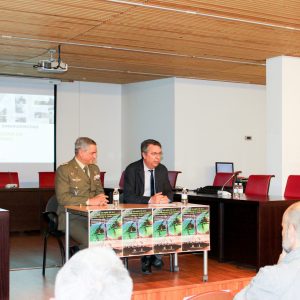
42 194 65 276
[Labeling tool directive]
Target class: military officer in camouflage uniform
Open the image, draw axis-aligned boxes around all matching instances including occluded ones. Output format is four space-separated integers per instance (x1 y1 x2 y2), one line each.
55 137 108 248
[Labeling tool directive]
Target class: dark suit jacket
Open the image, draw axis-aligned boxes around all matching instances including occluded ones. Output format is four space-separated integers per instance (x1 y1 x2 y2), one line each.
123 159 173 204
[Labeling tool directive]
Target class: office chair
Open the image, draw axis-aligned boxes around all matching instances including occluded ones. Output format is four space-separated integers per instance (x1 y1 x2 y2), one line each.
284 175 300 198
42 195 65 276
168 171 182 189
245 175 275 196
213 172 235 187
0 172 19 188
119 171 125 189
100 171 106 187
38 171 56 188
188 290 233 300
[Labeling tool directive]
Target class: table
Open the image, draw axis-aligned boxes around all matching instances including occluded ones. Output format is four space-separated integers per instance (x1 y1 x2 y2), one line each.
0 209 9 300
65 203 210 281
175 192 299 270
0 188 54 231
0 187 122 232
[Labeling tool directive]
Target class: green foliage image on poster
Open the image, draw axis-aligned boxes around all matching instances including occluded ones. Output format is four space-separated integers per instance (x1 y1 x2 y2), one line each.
196 210 209 234
153 220 167 237
90 223 106 241
106 215 122 239
167 212 182 236
138 213 153 237
182 218 196 236
123 221 138 240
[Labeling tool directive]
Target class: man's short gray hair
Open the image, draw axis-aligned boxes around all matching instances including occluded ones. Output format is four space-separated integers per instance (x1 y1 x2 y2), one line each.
75 137 96 155
140 139 161 154
284 201 300 239
54 247 133 300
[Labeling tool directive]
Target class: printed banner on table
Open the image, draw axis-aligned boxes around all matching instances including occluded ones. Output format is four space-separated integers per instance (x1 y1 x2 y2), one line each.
181 206 210 252
88 204 210 257
122 208 153 256
153 207 182 253
89 209 123 255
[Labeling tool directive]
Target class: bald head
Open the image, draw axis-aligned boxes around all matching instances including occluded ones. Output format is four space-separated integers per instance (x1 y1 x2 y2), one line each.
283 202 300 232
282 201 300 253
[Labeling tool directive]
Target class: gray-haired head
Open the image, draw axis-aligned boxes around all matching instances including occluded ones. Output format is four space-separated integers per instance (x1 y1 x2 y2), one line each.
140 139 161 156
54 247 133 300
74 137 96 155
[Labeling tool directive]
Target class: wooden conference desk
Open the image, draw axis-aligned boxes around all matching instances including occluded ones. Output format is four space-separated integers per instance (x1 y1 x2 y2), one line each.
0 188 54 232
0 187 121 232
0 209 9 300
176 192 299 270
65 203 210 281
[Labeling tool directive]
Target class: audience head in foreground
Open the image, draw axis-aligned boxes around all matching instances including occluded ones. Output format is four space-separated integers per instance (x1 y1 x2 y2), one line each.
54 247 133 300
234 201 300 300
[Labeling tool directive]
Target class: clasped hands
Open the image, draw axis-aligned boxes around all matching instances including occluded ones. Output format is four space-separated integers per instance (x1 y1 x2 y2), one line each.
149 192 169 204
86 193 109 206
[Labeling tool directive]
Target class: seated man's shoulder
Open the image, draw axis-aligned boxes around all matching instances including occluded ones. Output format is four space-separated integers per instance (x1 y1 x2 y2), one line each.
57 161 70 169
126 160 142 170
156 163 168 172
56 160 76 173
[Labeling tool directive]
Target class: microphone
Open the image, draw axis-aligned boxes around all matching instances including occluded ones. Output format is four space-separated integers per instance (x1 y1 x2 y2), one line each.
217 171 241 198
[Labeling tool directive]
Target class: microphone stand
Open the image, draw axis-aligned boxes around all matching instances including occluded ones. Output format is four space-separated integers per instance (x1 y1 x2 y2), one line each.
217 171 241 198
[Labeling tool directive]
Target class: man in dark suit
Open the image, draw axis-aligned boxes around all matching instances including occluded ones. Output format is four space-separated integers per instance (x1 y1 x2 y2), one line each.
123 139 173 274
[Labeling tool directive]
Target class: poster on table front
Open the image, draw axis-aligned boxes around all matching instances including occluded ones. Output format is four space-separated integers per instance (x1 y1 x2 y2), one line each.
153 207 182 253
89 210 123 255
122 208 153 256
181 206 210 252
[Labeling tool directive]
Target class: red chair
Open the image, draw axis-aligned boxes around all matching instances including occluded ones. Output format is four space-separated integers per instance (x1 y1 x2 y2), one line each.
213 172 235 187
284 175 300 198
188 290 233 300
0 172 19 188
100 171 106 187
245 175 275 196
39 172 56 188
168 171 182 189
119 171 125 189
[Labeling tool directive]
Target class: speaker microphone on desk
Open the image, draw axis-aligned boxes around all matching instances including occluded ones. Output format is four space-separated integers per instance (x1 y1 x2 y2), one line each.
217 171 241 198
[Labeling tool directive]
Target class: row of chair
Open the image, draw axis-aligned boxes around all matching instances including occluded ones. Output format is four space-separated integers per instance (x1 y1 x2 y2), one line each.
0 170 182 189
213 172 300 198
2 171 300 198
0 171 106 188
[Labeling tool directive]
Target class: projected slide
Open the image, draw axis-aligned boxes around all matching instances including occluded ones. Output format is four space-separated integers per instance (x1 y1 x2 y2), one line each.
0 93 54 163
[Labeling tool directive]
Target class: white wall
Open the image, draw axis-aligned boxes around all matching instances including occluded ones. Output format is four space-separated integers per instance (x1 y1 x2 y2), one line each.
2 76 267 190
56 81 122 187
174 78 266 189
121 78 175 170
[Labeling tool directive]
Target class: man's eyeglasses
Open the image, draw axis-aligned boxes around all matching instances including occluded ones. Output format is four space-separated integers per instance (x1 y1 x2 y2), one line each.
149 152 163 157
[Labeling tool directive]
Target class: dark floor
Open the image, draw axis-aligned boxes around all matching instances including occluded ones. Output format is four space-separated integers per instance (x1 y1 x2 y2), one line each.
9 232 256 300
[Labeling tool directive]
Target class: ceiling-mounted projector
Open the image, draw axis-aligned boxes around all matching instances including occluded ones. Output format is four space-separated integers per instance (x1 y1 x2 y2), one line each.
33 47 68 73
36 60 68 73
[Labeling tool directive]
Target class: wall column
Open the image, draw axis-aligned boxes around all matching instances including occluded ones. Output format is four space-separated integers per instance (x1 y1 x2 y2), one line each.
266 56 300 195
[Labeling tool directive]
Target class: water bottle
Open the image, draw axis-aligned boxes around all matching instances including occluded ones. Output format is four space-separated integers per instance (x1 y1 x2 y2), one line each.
238 183 244 195
233 183 239 199
181 187 188 205
113 188 120 208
